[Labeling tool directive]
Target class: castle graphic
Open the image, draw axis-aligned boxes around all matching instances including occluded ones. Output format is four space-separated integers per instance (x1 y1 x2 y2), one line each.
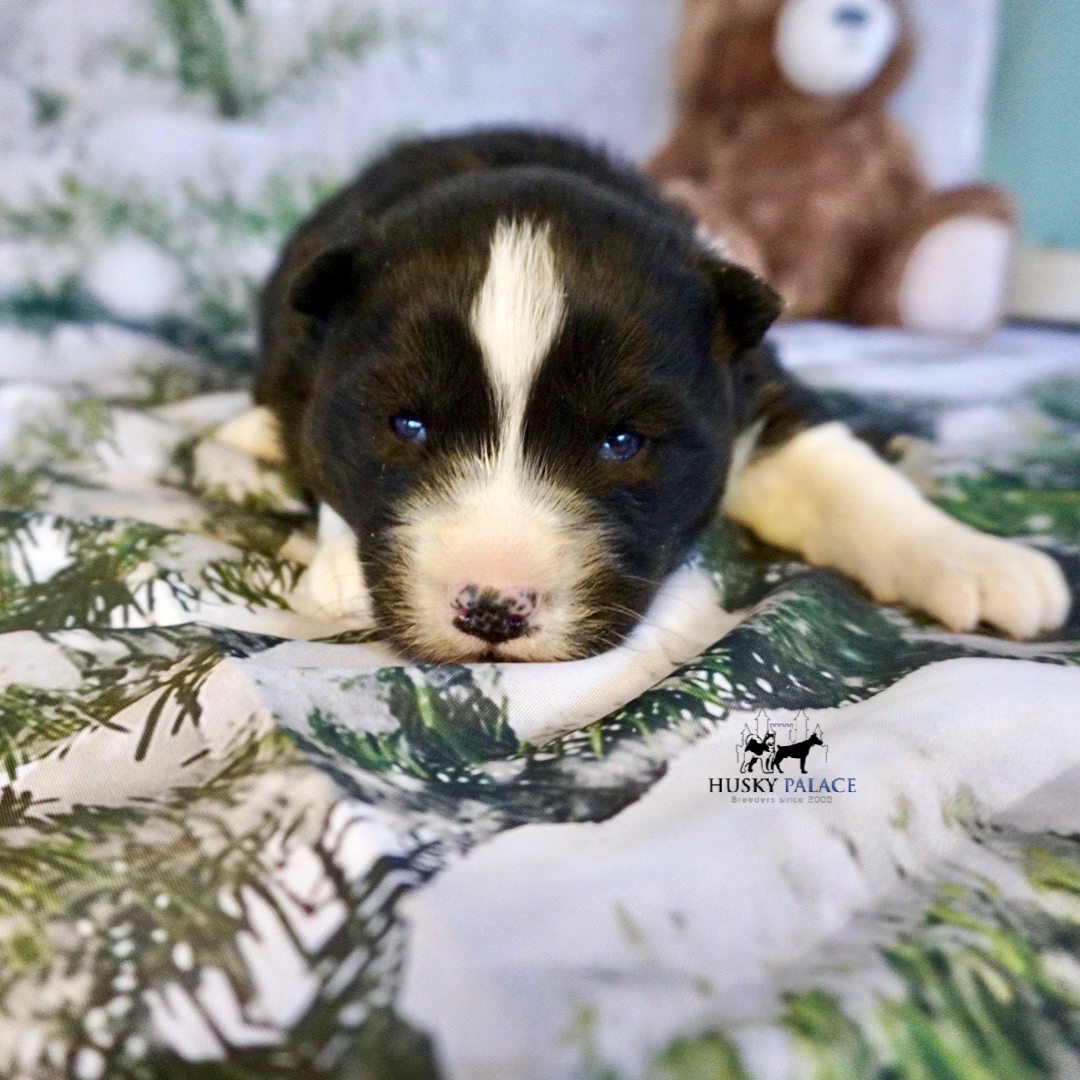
736 708 829 772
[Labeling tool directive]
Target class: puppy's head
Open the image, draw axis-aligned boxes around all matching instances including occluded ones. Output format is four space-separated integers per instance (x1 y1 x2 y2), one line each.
291 182 780 661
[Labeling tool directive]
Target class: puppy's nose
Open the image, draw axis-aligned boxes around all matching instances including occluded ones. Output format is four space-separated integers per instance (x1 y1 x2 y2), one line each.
835 5 869 26
449 584 539 645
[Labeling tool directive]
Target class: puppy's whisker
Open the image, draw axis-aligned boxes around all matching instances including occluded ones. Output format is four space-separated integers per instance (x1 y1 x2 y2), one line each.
617 572 669 589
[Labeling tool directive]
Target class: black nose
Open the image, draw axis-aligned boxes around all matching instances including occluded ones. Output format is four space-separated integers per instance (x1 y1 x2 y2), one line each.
452 588 533 645
835 5 870 26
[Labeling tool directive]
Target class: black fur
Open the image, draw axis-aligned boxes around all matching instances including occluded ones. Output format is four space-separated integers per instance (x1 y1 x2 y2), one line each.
258 128 818 660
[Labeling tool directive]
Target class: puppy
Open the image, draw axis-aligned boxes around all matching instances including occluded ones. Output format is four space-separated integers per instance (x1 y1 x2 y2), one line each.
224 128 1069 662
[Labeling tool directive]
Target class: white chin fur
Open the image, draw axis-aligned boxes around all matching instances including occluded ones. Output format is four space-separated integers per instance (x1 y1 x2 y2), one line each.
774 0 900 97
302 484 607 662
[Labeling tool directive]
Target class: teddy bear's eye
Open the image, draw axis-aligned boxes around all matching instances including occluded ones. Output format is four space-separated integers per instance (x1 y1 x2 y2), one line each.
834 5 870 27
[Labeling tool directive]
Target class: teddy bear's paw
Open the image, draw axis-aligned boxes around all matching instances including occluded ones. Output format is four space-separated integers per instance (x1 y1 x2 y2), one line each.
866 521 1070 639
302 536 374 623
898 216 1013 338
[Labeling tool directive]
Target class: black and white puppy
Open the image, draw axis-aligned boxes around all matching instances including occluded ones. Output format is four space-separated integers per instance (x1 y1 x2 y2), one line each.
221 129 1069 662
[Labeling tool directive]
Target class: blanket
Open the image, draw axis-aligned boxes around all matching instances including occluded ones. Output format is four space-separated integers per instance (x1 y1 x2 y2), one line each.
3 1 1080 1076
3 318 1080 1080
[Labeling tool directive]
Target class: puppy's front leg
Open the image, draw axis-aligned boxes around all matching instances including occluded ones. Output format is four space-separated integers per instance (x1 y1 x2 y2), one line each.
304 504 373 623
723 421 1070 638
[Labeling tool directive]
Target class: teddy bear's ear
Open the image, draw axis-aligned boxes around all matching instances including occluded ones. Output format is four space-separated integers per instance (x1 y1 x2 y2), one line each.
288 244 371 320
698 254 784 350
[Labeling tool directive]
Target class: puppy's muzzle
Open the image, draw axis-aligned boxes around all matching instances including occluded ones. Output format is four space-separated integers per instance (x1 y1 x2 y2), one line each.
450 584 539 645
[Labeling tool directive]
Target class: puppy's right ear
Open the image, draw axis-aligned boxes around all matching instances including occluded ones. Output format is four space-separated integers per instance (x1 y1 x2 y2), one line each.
288 246 367 319
696 252 784 350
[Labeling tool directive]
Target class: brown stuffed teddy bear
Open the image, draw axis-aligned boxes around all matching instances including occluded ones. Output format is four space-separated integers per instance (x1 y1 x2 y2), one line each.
648 0 1016 337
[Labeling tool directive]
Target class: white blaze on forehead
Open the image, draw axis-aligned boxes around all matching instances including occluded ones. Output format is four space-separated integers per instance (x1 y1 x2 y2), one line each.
470 218 566 450
391 219 602 661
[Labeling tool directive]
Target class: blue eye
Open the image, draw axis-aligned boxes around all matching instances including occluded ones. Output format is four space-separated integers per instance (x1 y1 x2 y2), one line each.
391 414 427 443
599 430 643 462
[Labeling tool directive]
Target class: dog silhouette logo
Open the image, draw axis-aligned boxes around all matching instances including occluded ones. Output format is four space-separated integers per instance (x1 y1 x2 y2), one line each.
771 732 823 775
737 709 828 776
740 730 776 773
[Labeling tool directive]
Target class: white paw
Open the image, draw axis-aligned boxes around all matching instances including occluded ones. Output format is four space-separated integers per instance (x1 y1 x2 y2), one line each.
858 520 1070 639
302 536 374 624
725 423 1070 641
212 406 286 463
899 216 1013 338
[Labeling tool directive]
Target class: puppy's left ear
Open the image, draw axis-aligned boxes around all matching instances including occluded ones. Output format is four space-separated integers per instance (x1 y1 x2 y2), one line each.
288 244 370 320
698 254 784 349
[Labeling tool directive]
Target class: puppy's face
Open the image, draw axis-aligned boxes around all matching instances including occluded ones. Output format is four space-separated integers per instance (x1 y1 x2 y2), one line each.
293 210 778 662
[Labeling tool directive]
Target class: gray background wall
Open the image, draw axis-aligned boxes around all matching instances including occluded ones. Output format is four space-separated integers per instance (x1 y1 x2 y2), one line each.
0 0 1002 194
347 0 1002 185
8 0 1069 326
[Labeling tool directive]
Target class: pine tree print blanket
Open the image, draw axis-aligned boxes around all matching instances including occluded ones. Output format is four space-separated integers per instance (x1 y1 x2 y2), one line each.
3 1 1080 1075
3 319 1080 1080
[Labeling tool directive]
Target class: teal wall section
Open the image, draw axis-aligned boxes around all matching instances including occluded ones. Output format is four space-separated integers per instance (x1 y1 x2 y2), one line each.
984 1 1080 248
